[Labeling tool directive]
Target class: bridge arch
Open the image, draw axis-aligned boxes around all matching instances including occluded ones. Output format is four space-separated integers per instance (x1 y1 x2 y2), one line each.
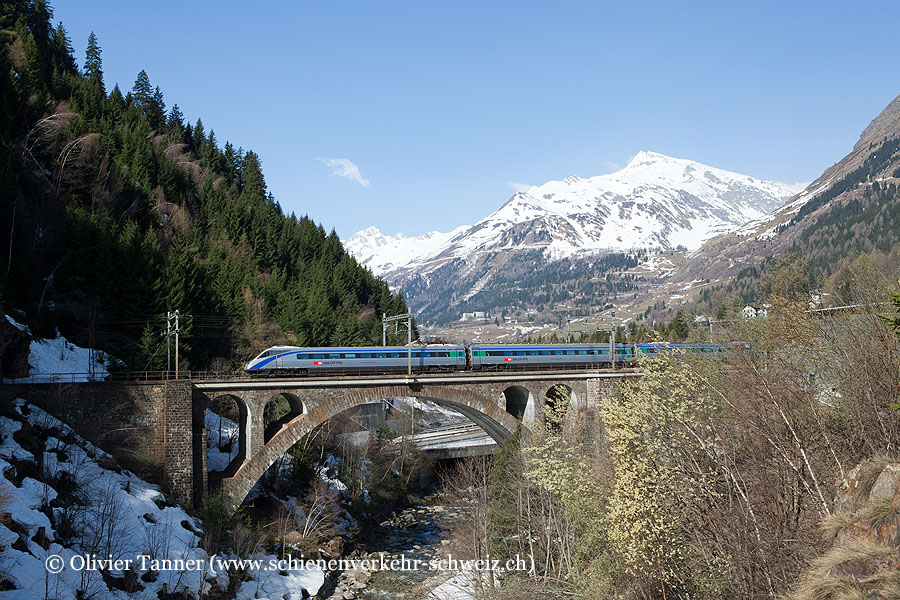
502 385 534 421
218 385 524 509
208 393 248 474
544 384 575 430
263 393 304 443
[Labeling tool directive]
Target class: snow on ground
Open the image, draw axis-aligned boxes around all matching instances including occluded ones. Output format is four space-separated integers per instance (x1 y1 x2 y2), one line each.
5 315 28 332
428 570 484 600
0 399 324 599
320 455 349 494
349 151 797 279
344 225 469 276
4 315 118 383
398 397 464 419
205 409 239 472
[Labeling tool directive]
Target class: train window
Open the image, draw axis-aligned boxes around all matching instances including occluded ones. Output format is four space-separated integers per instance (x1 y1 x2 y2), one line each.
296 354 307 360
345 353 356 358
312 353 324 359
553 350 563 355
504 351 512 356
375 353 386 358
329 353 340 359
565 350 575 355
359 353 371 358
391 352 401 358
540 350 550 355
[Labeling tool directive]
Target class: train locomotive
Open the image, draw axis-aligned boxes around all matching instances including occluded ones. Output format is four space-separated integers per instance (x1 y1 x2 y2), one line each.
243 342 726 376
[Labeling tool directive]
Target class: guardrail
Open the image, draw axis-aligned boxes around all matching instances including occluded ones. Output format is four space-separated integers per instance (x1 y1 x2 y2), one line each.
3 370 244 384
4 364 637 385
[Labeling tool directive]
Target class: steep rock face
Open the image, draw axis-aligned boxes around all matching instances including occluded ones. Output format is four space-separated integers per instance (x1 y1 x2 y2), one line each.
792 457 900 599
346 152 795 322
673 92 900 285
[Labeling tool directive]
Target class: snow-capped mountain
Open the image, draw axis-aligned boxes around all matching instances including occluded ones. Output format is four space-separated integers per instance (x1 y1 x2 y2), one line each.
348 152 797 278
345 225 468 275
345 151 799 323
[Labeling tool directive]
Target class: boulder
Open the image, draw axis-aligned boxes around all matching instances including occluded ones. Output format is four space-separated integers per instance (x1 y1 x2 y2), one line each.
793 457 900 599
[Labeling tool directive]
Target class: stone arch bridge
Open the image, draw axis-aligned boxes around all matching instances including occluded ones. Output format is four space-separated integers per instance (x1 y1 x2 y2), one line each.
2 371 638 509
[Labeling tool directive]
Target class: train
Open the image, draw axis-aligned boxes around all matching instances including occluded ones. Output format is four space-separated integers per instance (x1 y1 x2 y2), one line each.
243 342 726 376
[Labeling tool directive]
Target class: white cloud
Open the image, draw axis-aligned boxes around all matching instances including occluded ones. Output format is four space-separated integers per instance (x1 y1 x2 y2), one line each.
506 180 533 193
604 160 622 173
315 157 370 187
786 181 810 195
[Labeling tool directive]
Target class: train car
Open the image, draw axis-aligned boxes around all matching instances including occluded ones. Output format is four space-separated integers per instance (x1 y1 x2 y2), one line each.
244 345 467 376
634 343 727 357
470 343 633 370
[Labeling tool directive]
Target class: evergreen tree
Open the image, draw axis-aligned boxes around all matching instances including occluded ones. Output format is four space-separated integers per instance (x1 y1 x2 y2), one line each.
49 22 76 75
137 321 167 372
26 0 52 85
131 69 153 108
22 31 43 89
167 103 184 137
241 150 266 201
192 118 205 152
149 85 165 129
106 84 125 117
83 31 103 92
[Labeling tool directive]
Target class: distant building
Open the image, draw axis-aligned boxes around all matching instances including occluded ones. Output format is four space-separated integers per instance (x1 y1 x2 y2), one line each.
460 311 489 322
743 305 768 319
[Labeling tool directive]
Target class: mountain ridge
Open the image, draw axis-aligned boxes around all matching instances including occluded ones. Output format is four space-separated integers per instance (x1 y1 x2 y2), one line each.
669 92 900 287
346 151 798 323
349 151 797 276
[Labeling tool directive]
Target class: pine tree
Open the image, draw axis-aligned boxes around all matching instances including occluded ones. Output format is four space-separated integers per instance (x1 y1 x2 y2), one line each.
241 151 266 201
137 321 167 372
192 118 205 152
167 103 184 137
22 31 43 89
84 31 103 92
26 0 51 85
149 85 165 129
49 22 76 75
106 84 125 117
131 69 153 108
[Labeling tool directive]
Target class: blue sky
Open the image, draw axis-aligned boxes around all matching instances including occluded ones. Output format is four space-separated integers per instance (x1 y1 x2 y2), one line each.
53 1 900 240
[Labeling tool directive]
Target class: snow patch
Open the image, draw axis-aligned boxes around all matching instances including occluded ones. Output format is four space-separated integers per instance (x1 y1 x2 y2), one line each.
0 399 324 599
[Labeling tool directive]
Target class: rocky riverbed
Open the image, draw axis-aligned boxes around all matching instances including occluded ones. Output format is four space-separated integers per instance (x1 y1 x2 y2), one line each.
320 500 466 600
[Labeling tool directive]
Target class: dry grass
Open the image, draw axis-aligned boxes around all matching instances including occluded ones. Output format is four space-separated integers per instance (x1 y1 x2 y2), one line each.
792 539 900 600
821 513 859 538
859 498 900 529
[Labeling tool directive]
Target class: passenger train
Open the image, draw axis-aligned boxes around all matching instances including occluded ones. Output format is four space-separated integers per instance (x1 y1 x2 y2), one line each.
243 342 726 376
